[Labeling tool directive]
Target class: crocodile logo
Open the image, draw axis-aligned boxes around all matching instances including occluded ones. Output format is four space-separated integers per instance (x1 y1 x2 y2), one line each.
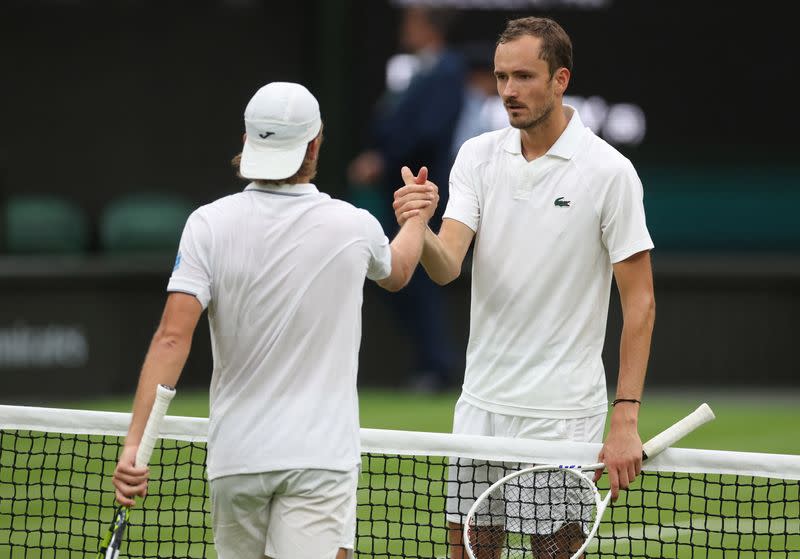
554 197 571 207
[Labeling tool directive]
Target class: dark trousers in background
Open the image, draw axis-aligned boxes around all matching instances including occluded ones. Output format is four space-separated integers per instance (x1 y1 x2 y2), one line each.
350 185 457 390
385 265 457 389
378 199 455 392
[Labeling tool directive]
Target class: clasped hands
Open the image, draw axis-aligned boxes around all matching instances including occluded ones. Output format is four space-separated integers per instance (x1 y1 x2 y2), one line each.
393 166 439 225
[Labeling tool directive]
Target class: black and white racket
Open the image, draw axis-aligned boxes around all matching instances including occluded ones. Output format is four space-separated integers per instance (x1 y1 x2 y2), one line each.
463 403 716 559
97 384 176 559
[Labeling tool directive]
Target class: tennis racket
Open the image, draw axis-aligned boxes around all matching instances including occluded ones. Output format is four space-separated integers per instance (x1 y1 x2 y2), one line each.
97 384 176 559
463 402 716 559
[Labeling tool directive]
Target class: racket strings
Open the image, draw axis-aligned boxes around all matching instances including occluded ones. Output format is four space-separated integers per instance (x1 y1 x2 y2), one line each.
467 469 598 559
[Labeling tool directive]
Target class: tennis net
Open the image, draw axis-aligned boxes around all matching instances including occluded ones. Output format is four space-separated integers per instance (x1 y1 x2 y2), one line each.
1 404 798 558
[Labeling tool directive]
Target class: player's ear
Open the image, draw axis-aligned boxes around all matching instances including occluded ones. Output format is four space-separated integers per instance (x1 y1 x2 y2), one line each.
555 67 570 95
305 138 317 162
308 131 323 161
242 132 247 144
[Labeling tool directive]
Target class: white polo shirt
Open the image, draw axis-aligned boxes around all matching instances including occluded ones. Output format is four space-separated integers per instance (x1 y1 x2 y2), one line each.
444 106 653 419
167 182 392 480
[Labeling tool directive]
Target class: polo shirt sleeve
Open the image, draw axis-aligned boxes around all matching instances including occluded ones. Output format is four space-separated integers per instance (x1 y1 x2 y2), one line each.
442 140 480 232
600 162 655 264
360 209 392 281
167 210 213 309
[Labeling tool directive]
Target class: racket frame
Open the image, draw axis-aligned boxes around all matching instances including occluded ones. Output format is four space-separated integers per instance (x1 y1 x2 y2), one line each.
463 402 715 559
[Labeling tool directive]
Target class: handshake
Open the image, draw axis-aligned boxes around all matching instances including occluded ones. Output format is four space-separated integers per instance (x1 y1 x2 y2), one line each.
392 166 440 227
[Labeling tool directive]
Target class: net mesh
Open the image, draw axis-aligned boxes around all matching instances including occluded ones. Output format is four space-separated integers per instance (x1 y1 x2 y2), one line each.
1 408 798 559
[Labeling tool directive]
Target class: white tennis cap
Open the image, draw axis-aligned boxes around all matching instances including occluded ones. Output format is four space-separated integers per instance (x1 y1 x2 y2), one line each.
240 82 322 180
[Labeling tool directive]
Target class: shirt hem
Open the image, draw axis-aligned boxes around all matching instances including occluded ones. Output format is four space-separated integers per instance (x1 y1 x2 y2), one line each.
167 279 209 308
609 238 654 264
207 459 361 481
460 388 608 419
441 212 478 233
367 264 392 282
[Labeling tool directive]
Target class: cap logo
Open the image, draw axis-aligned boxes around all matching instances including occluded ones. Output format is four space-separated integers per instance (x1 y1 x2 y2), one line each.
258 131 275 139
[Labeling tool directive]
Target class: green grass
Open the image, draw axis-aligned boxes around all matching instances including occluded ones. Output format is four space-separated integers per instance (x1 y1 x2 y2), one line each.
2 388 798 558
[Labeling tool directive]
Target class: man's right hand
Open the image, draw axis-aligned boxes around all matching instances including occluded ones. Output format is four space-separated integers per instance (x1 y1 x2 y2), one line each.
394 166 439 226
112 445 149 507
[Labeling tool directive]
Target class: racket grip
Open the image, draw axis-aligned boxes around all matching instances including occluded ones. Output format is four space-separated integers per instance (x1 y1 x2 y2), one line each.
134 384 176 467
642 403 715 460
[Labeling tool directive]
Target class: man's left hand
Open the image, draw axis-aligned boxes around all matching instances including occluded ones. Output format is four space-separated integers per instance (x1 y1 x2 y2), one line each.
594 407 642 500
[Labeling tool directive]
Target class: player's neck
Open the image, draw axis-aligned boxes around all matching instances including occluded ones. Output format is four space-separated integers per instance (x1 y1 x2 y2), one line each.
519 104 570 162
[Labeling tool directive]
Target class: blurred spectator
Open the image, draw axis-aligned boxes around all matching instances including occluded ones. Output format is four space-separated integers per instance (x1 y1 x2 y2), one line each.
348 4 465 392
349 4 465 215
450 40 507 160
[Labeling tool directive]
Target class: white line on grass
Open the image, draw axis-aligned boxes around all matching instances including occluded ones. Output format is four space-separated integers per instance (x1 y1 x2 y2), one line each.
588 517 800 550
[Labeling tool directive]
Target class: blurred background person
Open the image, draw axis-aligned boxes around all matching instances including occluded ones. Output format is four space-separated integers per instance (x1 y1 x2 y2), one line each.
348 3 466 392
450 39 507 161
348 4 464 214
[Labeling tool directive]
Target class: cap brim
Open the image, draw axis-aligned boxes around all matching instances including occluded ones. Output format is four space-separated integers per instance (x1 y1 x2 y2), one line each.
240 140 307 181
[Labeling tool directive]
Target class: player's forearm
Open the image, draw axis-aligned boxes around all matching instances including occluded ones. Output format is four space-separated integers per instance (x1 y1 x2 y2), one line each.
420 227 461 285
125 331 191 448
381 216 427 292
612 292 656 425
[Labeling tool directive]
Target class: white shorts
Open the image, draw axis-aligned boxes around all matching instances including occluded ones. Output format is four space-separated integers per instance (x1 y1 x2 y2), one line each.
210 467 358 559
446 396 606 533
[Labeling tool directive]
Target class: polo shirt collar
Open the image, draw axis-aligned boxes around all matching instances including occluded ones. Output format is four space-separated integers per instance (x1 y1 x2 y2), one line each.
245 182 319 196
501 104 585 160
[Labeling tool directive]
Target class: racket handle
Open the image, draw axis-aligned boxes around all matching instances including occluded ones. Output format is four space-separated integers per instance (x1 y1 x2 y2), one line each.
135 384 176 467
642 402 715 460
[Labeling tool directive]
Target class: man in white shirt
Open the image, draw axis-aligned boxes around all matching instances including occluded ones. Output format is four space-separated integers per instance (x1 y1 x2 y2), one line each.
394 17 655 558
111 82 438 559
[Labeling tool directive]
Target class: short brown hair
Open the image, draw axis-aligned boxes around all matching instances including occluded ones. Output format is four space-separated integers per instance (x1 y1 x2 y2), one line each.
497 17 573 77
232 126 324 186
